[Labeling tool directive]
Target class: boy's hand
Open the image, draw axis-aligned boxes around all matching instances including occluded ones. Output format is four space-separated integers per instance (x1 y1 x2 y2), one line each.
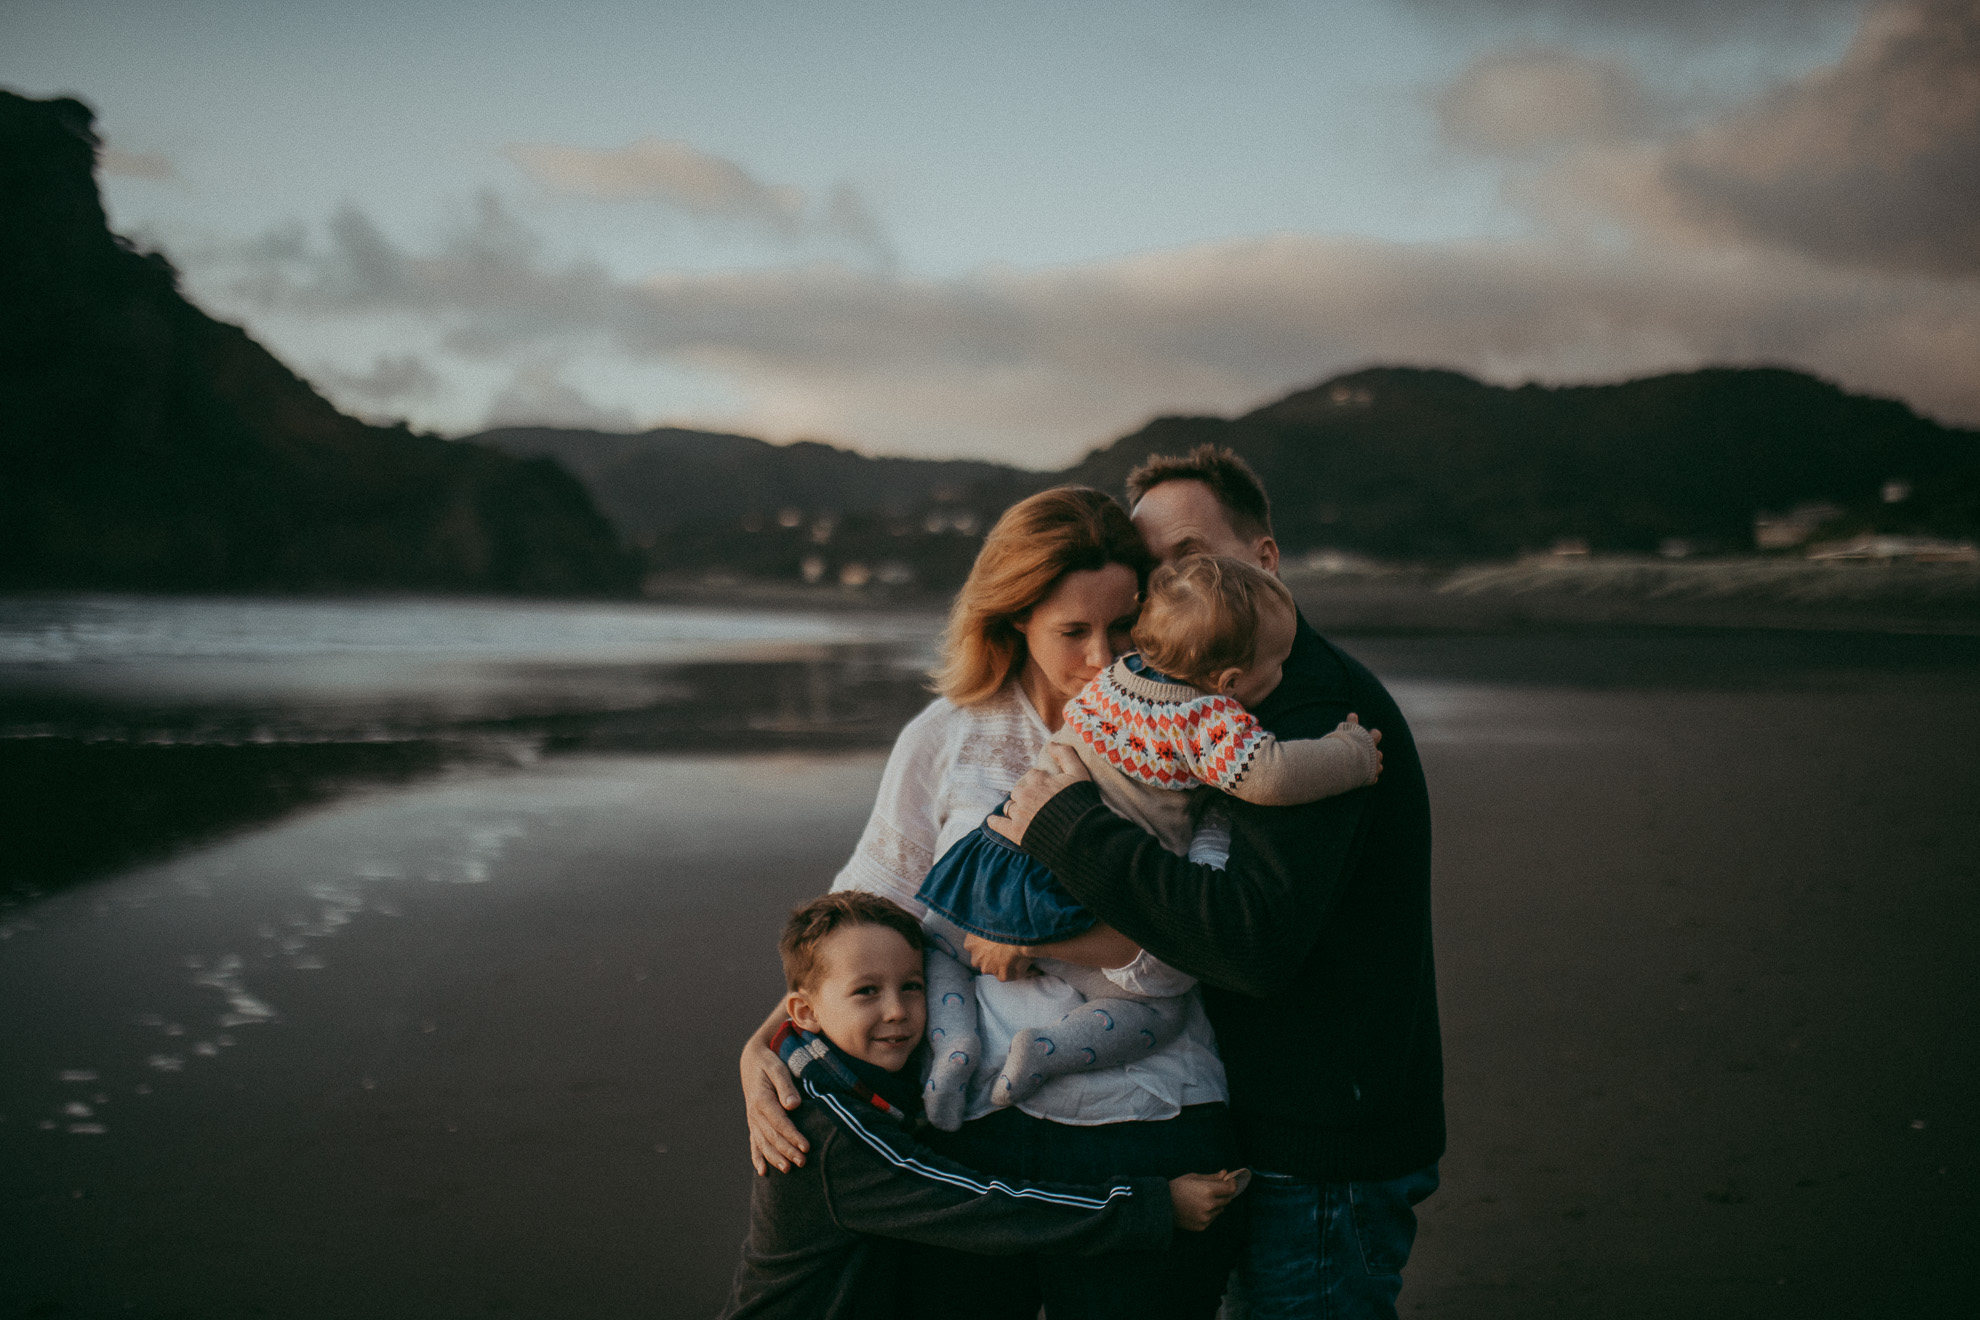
741 1036 808 1175
1169 1169 1245 1232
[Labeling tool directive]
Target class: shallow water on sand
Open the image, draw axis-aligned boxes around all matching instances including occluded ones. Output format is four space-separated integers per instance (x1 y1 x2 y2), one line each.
2 600 1977 1317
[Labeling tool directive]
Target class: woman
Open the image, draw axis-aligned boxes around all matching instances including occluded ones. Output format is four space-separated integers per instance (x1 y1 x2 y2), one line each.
738 487 1242 1319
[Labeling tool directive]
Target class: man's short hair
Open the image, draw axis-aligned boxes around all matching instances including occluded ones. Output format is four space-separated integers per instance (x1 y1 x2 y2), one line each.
1125 444 1272 541
780 891 924 991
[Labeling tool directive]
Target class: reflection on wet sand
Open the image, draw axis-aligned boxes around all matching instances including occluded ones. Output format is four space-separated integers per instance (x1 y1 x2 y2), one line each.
3 599 1977 1318
2 597 944 891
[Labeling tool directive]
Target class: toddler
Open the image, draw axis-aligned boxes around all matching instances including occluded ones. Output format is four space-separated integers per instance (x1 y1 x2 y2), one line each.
914 555 1382 1129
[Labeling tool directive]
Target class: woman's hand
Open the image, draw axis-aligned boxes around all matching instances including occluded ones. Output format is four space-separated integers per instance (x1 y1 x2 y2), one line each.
987 744 1092 845
1168 1169 1244 1232
740 1010 808 1175
963 933 1036 982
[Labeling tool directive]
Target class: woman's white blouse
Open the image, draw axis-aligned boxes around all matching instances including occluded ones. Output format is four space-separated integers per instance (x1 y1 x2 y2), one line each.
832 683 1228 1126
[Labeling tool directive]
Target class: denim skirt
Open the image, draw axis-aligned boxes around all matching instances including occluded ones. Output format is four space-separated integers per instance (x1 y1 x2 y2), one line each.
913 804 1096 944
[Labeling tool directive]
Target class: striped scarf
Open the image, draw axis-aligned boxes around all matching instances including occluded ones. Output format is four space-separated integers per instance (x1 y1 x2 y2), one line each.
772 1020 914 1126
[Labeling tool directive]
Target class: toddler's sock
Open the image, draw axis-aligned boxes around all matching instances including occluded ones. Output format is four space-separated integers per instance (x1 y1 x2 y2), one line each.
991 994 1186 1108
920 945 981 1131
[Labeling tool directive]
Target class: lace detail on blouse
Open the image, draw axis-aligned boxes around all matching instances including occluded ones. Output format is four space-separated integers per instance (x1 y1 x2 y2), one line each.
830 681 1229 1125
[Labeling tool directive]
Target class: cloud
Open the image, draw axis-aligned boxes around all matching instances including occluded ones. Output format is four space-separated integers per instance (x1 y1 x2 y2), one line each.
1436 48 1669 153
482 360 638 432
317 352 442 406
1644 0 1980 276
185 1 1979 464
196 198 1980 462
99 145 175 181
505 137 894 264
1404 0 1865 39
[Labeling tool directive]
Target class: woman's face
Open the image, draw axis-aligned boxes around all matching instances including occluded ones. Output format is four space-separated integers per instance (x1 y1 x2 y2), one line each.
1014 562 1141 708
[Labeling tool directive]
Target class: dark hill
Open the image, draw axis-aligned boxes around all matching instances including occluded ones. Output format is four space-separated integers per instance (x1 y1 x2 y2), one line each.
476 425 1042 538
473 426 1048 587
0 90 637 595
1066 366 1980 560
469 366 1979 589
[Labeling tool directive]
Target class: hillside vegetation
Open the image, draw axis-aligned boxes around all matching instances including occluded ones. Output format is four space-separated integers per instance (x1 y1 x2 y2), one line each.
473 368 1979 592
0 91 637 595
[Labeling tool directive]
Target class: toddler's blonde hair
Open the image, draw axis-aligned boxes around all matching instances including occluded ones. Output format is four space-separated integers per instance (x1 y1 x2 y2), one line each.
1132 554 1295 691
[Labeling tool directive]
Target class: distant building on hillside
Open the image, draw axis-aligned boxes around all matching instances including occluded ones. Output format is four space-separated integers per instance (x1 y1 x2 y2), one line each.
1754 503 1845 550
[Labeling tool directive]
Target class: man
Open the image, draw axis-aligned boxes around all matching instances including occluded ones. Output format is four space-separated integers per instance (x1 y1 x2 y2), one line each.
991 445 1443 1319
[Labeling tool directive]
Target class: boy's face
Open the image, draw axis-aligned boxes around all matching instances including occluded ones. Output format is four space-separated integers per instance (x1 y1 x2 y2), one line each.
1222 598 1297 708
786 924 927 1073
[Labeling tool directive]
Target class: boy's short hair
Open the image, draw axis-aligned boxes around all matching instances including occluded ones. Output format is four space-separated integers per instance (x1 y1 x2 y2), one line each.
1125 445 1273 541
780 891 925 991
1132 554 1296 691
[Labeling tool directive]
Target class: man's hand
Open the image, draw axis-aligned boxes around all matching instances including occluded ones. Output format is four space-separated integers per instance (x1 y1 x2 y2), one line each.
741 1031 808 1175
1168 1169 1245 1232
985 743 1092 846
963 933 1036 982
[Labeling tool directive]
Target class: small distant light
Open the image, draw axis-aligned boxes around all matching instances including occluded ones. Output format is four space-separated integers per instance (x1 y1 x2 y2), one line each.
1882 479 1911 504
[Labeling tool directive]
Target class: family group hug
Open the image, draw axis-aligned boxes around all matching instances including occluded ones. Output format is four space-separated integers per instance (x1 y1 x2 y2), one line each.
720 446 1444 1319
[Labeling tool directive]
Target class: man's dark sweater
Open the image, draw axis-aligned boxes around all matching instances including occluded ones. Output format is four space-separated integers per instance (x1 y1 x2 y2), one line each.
718 1030 1173 1319
1022 616 1444 1181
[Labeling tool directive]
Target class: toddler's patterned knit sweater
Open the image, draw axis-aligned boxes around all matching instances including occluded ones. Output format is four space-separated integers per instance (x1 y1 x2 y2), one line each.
1051 655 1380 857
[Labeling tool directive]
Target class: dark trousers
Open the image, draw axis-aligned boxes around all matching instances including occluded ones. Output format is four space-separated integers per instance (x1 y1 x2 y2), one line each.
896 1102 1245 1320
1236 1163 1439 1320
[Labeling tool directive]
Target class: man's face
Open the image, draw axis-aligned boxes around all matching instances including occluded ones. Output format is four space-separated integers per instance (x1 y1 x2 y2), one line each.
1131 479 1278 572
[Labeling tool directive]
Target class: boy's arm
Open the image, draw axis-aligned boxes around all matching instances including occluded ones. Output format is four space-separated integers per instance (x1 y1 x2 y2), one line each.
805 1083 1173 1256
1226 720 1380 807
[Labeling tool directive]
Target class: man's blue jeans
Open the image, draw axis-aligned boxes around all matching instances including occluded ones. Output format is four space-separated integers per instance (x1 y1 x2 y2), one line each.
1236 1163 1439 1320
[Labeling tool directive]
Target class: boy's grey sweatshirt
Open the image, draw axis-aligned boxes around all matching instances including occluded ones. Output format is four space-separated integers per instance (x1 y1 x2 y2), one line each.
717 1065 1172 1318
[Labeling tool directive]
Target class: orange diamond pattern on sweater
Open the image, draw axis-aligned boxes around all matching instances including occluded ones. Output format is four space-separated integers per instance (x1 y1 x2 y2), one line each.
1064 661 1270 795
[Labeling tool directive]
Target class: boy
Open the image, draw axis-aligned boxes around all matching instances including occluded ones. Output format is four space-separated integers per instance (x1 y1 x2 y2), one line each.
718 891 1240 1319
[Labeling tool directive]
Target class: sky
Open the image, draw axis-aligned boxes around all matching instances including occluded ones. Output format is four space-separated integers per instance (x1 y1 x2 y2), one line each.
5 0 1976 467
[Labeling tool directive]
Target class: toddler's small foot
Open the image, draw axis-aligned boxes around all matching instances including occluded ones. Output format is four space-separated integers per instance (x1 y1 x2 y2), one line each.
923 1076 969 1132
992 1028 1068 1108
923 1040 976 1132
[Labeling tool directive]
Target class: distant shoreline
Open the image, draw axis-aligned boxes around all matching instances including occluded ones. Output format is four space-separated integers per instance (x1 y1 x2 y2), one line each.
638 556 1980 636
6 557 1976 635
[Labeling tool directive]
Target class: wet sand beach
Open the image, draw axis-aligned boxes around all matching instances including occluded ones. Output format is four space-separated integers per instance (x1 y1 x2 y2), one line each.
2 601 1977 1317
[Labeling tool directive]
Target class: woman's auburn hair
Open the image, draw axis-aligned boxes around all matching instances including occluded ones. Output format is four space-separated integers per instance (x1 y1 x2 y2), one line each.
933 486 1155 706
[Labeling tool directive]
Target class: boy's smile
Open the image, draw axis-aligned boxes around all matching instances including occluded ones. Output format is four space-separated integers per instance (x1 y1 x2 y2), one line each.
787 923 928 1072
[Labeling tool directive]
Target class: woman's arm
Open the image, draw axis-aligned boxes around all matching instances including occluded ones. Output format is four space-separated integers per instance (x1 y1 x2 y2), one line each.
740 1000 807 1174
741 701 951 1166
